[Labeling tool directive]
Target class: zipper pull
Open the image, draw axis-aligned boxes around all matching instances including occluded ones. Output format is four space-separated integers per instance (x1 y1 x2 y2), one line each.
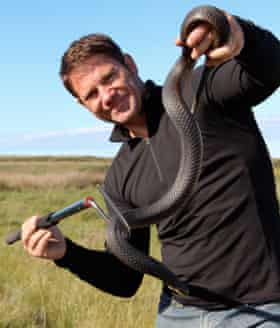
146 138 164 183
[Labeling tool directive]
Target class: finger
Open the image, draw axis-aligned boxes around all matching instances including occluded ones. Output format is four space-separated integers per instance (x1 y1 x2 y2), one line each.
206 39 240 62
207 44 232 60
48 225 63 241
186 23 211 48
175 37 184 47
225 13 245 53
35 231 53 258
37 233 66 260
206 13 244 61
21 215 40 246
191 32 213 60
26 229 50 251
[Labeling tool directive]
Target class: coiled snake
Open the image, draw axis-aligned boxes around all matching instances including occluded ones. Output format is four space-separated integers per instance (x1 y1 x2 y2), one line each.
105 6 230 297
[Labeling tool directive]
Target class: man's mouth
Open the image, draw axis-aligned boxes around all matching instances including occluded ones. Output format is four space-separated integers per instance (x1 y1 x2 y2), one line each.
112 95 129 114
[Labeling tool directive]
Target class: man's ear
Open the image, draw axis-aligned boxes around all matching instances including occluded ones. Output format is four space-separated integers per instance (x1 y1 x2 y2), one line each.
124 53 138 75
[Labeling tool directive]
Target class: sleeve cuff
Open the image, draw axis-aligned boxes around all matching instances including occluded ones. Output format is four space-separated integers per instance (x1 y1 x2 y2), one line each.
54 238 78 267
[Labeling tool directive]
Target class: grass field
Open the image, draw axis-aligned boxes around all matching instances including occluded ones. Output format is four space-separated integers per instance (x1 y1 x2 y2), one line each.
0 156 279 328
0 156 161 328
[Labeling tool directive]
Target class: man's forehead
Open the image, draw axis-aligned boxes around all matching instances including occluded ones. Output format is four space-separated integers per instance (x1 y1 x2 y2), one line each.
73 54 118 75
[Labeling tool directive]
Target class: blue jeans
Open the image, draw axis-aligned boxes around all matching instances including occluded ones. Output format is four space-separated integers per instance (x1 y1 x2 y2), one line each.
156 290 280 327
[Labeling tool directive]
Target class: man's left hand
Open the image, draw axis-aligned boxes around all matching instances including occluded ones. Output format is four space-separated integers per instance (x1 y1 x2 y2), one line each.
176 12 245 66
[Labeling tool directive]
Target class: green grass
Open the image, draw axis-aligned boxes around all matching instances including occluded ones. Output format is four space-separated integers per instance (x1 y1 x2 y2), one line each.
0 157 161 328
0 156 279 327
0 189 161 328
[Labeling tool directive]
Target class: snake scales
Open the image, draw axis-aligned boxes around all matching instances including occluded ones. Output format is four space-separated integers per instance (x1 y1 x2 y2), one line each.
105 5 230 296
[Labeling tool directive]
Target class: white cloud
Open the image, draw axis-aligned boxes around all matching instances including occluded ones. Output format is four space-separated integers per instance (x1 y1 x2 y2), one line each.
0 126 118 156
17 126 112 141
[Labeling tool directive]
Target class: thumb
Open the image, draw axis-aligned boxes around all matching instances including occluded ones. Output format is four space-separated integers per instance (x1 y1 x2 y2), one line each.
175 37 185 47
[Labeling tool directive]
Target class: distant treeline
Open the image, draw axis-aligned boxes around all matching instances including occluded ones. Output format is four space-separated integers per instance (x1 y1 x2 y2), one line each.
0 155 112 163
0 155 279 163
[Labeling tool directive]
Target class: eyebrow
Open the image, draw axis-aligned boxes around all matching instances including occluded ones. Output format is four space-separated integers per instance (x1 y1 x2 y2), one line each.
83 87 96 102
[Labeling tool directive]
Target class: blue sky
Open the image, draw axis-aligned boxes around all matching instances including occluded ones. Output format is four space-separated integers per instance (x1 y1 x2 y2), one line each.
1 1 280 157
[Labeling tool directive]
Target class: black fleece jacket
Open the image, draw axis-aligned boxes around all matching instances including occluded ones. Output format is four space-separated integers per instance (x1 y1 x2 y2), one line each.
55 17 280 307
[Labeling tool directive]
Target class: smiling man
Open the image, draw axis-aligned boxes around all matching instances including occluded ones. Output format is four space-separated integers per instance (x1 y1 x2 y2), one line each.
21 8 280 328
61 38 148 138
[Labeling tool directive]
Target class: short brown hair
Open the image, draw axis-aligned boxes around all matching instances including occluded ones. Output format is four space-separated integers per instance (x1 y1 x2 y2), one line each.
60 33 125 97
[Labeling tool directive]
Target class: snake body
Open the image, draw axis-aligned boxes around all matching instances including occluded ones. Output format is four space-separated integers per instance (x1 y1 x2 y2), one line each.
106 6 230 296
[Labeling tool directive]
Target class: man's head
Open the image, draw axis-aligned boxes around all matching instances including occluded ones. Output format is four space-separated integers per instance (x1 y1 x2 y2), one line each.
60 34 145 128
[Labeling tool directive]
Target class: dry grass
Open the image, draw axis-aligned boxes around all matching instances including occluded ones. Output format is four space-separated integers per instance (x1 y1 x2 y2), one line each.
0 171 105 191
0 156 110 191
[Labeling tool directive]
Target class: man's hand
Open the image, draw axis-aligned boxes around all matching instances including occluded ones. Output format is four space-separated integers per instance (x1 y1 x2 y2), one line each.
22 215 66 260
176 12 245 66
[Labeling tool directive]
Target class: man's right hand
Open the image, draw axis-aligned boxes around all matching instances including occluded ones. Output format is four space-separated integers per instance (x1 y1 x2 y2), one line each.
21 215 66 260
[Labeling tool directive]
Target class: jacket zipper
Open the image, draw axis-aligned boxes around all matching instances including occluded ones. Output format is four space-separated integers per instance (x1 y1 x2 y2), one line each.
145 138 163 183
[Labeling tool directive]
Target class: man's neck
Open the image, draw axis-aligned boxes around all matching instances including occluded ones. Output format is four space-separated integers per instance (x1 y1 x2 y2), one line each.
126 114 149 139
129 126 148 139
124 79 151 139
127 86 149 139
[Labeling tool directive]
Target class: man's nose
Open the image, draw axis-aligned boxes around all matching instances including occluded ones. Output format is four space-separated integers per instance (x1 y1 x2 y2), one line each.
102 88 115 111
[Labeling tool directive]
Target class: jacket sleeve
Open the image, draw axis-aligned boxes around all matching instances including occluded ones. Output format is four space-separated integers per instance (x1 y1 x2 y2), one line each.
54 166 150 298
192 17 280 109
54 227 149 297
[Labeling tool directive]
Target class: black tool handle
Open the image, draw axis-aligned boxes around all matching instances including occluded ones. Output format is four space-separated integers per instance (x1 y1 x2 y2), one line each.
5 197 94 245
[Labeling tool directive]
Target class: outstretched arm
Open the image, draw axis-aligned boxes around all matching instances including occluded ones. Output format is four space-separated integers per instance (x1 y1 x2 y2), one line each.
179 11 280 108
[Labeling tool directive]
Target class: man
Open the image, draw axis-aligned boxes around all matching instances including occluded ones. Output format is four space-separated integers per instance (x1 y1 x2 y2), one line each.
21 8 280 327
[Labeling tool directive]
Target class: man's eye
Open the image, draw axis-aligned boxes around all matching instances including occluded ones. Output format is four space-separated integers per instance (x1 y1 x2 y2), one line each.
86 89 98 101
103 70 117 84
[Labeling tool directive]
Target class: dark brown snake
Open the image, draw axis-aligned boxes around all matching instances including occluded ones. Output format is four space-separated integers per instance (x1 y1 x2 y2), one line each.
106 6 230 297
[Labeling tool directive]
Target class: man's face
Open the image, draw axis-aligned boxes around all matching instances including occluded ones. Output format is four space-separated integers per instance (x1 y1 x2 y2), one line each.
69 55 143 126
